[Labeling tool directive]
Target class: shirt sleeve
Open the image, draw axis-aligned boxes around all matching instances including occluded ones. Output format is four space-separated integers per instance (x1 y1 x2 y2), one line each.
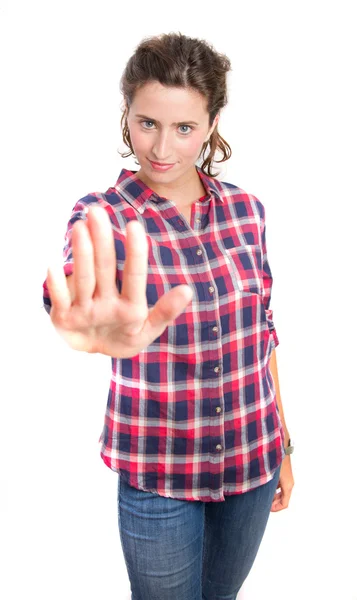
42 198 91 315
260 203 280 350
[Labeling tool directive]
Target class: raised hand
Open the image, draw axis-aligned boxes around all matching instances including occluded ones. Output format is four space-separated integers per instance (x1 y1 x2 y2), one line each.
46 205 193 358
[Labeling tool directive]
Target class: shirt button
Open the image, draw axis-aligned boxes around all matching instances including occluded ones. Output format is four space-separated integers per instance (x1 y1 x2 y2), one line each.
196 249 203 255
216 444 222 451
212 326 218 332
214 366 221 373
208 286 214 293
215 406 222 413
195 218 201 223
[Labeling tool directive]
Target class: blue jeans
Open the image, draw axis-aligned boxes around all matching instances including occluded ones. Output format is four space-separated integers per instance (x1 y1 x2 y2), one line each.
117 463 281 600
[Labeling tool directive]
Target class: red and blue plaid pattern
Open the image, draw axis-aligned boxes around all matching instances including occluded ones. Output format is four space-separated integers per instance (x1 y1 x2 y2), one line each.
43 166 285 502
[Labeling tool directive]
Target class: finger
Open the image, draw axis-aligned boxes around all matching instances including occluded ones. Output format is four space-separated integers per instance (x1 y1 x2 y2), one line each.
272 491 281 505
121 219 149 306
271 489 290 512
270 492 282 512
147 284 193 329
46 263 71 313
71 218 96 305
280 488 291 509
85 206 118 299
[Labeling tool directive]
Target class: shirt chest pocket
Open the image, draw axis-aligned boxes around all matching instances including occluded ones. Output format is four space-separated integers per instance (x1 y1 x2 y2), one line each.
225 244 263 295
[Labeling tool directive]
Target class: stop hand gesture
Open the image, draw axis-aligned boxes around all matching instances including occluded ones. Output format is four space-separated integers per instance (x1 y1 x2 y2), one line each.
46 206 193 358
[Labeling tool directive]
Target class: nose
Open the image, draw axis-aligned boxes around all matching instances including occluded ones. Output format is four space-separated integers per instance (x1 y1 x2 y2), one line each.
152 130 173 162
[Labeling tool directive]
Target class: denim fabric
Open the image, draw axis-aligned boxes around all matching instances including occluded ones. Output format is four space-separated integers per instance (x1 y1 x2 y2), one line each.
117 463 281 600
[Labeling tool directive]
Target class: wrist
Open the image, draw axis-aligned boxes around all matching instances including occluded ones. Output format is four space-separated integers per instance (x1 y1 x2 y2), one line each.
284 437 294 455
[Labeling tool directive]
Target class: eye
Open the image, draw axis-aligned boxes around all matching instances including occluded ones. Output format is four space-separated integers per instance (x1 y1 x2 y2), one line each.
178 125 193 135
140 120 155 129
139 120 193 135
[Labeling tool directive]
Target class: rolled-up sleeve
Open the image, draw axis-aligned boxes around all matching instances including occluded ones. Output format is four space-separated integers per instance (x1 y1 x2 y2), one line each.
260 204 279 350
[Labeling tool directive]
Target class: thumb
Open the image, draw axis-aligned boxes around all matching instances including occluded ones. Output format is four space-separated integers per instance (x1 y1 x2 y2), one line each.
148 285 193 330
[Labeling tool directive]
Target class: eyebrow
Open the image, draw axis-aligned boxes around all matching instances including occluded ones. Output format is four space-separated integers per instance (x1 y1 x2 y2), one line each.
135 114 199 126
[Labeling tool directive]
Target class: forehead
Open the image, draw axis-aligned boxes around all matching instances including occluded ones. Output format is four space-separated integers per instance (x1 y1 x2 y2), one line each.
131 81 209 121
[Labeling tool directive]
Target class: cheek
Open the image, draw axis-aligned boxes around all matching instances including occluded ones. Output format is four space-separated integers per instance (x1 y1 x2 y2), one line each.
129 129 147 152
179 135 205 157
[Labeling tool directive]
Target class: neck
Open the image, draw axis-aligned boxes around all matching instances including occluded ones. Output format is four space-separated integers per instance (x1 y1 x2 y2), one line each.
135 165 204 202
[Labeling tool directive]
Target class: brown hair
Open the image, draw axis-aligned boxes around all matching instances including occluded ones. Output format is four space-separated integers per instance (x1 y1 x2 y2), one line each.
118 32 232 177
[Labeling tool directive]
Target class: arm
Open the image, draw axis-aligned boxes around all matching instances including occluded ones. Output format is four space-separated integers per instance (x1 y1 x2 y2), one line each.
269 347 294 512
258 200 294 510
269 348 289 447
259 202 290 447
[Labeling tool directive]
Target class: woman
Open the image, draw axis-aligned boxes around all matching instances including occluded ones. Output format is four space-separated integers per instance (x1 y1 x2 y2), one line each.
43 32 294 600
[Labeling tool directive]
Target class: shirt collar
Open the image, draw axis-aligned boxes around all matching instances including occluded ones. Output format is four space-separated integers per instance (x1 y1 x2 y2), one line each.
113 165 224 214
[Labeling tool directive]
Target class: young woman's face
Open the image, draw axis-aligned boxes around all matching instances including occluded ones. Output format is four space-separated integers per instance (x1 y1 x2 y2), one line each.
126 81 218 187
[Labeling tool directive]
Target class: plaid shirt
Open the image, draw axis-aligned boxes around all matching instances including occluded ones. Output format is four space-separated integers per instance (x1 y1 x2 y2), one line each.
43 166 286 502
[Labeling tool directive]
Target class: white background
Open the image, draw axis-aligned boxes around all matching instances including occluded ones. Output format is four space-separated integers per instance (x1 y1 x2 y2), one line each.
1 1 356 598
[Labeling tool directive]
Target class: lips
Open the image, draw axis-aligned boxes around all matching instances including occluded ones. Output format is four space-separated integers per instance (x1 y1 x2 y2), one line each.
149 160 175 171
